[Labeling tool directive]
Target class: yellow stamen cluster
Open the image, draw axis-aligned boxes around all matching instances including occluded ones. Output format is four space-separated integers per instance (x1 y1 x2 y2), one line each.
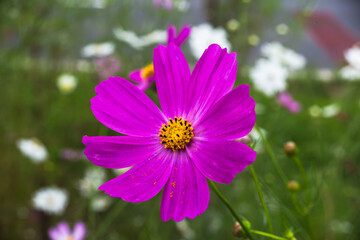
159 117 194 151
140 63 154 80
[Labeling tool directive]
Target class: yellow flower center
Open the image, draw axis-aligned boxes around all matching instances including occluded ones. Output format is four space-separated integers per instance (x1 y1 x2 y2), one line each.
140 63 154 80
66 237 73 240
159 117 194 151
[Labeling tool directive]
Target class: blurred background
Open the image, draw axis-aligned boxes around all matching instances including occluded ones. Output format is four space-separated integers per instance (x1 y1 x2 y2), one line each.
1 0 360 239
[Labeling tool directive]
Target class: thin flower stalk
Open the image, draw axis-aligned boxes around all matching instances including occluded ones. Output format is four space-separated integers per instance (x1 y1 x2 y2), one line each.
249 165 273 233
292 154 310 202
95 202 126 238
207 180 254 240
250 230 288 240
254 124 288 184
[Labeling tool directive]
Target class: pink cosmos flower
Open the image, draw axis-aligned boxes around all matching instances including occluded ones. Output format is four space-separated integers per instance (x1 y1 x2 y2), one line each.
83 43 256 221
153 0 173 10
93 56 121 81
48 221 86 240
128 25 191 91
277 92 302 113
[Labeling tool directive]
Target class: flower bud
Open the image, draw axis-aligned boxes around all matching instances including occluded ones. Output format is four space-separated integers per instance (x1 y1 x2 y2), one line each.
283 141 297 156
235 135 252 145
284 229 296 240
232 221 251 238
232 222 244 238
287 180 300 192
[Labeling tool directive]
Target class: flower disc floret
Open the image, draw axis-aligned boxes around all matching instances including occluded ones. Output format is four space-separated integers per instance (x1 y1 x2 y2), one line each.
140 64 154 80
159 117 194 151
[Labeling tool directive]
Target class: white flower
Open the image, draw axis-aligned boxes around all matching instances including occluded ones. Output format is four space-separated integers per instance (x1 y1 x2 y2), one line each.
79 168 106 197
308 104 340 118
17 138 47 163
91 195 111 212
189 23 231 59
250 59 289 96
260 42 306 71
330 220 353 234
76 60 92 72
339 66 360 81
114 27 166 50
317 68 334 82
344 44 360 70
57 74 78 94
175 220 195 239
113 167 131 175
60 0 108 9
322 103 340 118
174 0 189 11
81 42 115 58
32 187 68 215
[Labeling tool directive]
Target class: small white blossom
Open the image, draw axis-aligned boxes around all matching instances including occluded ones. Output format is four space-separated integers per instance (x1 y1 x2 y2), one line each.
250 59 288 96
81 42 115 58
32 187 68 215
79 168 106 197
189 23 231 59
317 68 334 82
322 103 340 118
308 104 340 118
344 44 360 70
76 60 92 72
57 74 78 94
339 66 360 81
174 0 189 11
330 220 353 234
91 195 111 212
175 220 195 239
260 42 306 72
114 28 166 50
17 138 47 163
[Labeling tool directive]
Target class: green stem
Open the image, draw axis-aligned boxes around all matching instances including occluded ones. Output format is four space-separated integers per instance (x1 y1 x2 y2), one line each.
290 193 303 216
94 202 126 238
254 124 288 184
292 155 308 188
292 154 310 203
207 180 254 240
249 165 273 234
251 230 288 240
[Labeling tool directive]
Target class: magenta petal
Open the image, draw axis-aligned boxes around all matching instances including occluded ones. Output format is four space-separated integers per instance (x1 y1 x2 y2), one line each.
48 222 70 240
91 77 166 136
153 44 191 118
195 84 256 140
57 222 71 236
160 152 209 222
128 69 143 82
137 76 155 92
72 222 86 240
188 139 256 184
99 149 173 202
185 44 237 122
174 25 191 46
83 136 161 169
167 25 176 45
